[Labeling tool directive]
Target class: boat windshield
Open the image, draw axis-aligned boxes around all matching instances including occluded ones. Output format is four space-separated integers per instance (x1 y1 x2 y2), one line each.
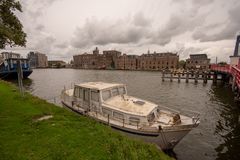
102 87 126 101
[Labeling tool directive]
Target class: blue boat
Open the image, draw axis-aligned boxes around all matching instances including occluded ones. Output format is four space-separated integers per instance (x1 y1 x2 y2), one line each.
0 52 33 79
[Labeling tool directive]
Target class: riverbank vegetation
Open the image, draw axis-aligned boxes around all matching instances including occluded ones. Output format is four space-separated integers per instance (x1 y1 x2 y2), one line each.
0 81 171 160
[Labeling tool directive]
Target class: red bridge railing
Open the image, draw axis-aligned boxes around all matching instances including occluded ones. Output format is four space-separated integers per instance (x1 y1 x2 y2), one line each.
210 64 231 73
231 65 240 89
211 64 240 89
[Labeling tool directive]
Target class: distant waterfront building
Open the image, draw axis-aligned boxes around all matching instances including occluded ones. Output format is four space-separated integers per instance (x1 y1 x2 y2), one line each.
73 48 122 69
48 60 66 68
115 54 139 70
138 52 179 70
1 52 21 65
27 51 48 68
1 52 20 59
186 54 210 70
73 48 179 71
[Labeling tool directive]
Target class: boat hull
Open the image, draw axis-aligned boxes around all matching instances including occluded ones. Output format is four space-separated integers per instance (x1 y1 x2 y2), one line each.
61 100 192 150
0 70 32 79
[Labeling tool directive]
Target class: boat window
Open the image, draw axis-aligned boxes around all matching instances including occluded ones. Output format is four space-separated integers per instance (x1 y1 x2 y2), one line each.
147 112 155 122
74 87 79 97
118 87 126 95
129 117 140 125
113 112 124 120
112 88 119 96
102 90 111 101
79 88 83 99
91 91 99 102
102 108 112 116
83 90 89 101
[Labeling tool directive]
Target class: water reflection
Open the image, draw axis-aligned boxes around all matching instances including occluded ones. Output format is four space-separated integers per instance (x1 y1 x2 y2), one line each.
211 85 240 160
8 78 34 92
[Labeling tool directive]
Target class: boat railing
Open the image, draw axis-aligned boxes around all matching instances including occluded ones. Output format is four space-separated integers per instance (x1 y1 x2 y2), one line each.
158 105 200 124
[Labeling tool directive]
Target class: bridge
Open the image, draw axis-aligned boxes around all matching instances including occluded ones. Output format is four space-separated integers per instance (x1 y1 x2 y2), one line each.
211 35 240 100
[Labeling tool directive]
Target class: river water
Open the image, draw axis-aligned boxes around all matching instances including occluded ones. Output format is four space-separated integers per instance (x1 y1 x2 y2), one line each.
17 69 240 160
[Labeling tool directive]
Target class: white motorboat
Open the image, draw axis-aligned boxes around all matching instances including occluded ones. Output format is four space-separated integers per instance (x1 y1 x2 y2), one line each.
61 82 200 150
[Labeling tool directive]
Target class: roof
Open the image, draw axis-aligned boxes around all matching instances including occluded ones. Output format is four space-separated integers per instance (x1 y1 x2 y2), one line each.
103 95 157 116
76 82 125 90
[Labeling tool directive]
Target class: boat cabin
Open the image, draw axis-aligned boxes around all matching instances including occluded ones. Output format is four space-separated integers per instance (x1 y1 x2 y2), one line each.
72 82 159 127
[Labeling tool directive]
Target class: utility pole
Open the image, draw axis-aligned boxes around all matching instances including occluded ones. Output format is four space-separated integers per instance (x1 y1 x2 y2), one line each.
215 57 218 64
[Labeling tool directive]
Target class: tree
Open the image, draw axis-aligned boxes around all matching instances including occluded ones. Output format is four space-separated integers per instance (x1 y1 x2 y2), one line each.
178 60 186 69
0 0 26 49
218 61 227 66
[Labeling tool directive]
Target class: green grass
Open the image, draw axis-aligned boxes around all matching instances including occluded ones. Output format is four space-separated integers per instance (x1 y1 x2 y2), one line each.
0 81 172 160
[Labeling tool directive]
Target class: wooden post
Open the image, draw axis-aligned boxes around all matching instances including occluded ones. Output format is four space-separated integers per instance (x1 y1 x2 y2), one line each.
17 60 24 96
108 114 110 125
213 73 217 84
186 72 189 83
178 73 181 83
194 72 198 83
203 72 207 84
170 72 173 82
162 70 165 82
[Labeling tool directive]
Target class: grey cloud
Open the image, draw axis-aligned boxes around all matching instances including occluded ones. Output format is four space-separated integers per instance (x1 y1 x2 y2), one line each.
35 24 45 31
34 36 56 53
133 12 151 27
55 42 68 49
152 9 206 46
20 0 60 20
71 13 152 48
191 0 214 7
192 3 240 42
172 0 214 7
151 0 215 46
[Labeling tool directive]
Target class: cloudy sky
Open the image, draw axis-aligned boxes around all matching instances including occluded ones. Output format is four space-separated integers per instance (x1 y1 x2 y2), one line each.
1 0 240 62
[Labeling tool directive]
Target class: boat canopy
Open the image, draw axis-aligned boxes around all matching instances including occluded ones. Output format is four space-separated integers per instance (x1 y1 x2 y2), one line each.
75 82 125 90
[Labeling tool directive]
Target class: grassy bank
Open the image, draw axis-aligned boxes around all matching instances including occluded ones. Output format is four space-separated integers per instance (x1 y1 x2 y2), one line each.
0 81 171 160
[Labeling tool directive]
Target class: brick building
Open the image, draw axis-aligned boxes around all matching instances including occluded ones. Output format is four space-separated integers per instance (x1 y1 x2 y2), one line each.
73 48 179 71
138 52 179 70
186 54 210 70
73 48 122 69
115 54 138 70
